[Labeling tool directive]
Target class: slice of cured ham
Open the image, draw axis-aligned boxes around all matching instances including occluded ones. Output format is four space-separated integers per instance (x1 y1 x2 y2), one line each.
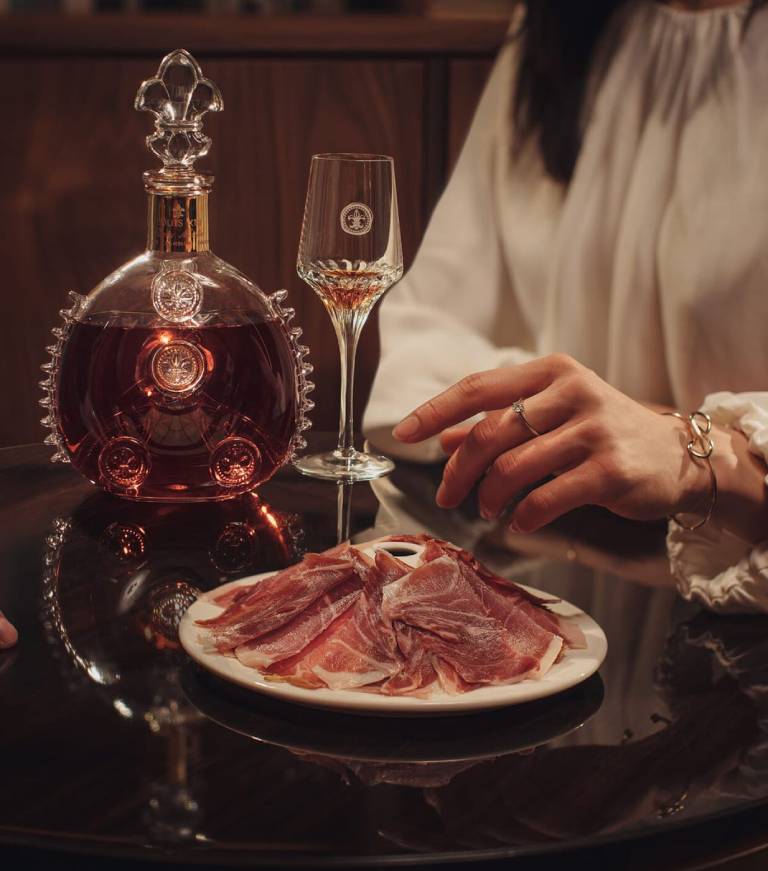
237 549 412 674
457 566 562 675
381 556 551 692
396 535 586 650
266 550 408 690
372 549 437 693
381 622 439 696
414 550 566 672
234 575 362 669
206 551 351 614
197 551 359 652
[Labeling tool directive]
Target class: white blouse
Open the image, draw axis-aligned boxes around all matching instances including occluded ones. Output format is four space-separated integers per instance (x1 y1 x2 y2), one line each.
364 0 768 613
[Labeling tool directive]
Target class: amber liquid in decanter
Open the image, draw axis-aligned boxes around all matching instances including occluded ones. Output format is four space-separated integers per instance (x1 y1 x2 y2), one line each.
42 50 313 501
57 320 299 500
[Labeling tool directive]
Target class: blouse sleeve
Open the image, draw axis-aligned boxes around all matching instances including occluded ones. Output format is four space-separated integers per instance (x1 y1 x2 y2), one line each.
363 36 535 463
667 391 768 614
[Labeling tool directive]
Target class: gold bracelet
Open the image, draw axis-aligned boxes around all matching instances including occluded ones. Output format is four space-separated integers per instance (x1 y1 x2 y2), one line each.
664 411 718 531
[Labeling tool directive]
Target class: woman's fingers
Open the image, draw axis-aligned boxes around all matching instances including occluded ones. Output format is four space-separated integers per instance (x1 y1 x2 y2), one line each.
0 611 18 650
437 389 569 509
439 410 506 456
392 356 565 443
439 423 475 455
508 464 602 532
478 426 590 519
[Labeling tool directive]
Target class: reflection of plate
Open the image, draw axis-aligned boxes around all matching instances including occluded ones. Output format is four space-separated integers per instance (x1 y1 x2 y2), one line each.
181 663 604 764
179 540 608 716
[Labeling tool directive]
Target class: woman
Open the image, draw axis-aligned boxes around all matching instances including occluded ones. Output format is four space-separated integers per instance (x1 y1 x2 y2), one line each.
364 0 768 612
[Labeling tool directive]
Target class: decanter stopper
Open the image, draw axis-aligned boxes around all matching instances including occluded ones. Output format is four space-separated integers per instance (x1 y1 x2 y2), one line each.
135 49 223 180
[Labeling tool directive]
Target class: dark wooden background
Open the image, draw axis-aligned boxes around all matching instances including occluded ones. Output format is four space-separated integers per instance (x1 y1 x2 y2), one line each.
0 15 504 447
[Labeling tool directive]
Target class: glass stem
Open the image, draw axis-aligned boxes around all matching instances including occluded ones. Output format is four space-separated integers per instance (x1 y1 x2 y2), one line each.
336 481 353 543
330 308 367 461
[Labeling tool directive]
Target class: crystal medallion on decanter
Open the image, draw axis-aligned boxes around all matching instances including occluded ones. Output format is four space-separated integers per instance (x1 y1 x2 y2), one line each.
40 49 313 501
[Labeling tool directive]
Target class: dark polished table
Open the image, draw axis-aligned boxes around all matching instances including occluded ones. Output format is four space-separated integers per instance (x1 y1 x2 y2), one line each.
3 438 768 870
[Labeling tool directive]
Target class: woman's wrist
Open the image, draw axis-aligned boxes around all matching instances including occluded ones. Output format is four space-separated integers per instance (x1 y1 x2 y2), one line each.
668 415 768 544
656 409 767 542
675 457 714 518
665 413 718 525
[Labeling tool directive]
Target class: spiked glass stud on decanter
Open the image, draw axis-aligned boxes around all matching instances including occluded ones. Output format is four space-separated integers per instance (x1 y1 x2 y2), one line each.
41 50 314 501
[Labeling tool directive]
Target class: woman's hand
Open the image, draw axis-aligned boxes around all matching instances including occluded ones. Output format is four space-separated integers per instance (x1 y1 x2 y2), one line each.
0 610 18 650
392 354 711 532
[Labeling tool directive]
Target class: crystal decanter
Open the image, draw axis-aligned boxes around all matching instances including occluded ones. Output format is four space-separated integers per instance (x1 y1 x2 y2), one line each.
41 50 313 501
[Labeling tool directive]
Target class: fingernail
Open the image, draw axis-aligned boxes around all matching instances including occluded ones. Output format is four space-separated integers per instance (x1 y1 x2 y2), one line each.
435 483 449 508
480 506 495 521
392 415 419 441
508 518 521 533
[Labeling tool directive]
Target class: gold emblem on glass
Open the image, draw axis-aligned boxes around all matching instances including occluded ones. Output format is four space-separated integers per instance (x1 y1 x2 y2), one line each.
98 437 151 488
210 437 261 487
151 268 203 322
339 202 373 236
150 340 206 395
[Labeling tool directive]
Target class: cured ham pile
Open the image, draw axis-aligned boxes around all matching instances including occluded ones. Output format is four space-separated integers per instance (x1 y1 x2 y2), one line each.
196 535 586 696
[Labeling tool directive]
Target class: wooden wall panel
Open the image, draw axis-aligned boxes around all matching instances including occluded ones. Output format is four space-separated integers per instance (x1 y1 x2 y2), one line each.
0 15 508 57
0 57 424 446
0 59 151 449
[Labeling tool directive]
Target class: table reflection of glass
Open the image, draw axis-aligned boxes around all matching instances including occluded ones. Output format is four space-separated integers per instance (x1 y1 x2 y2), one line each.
3 436 768 868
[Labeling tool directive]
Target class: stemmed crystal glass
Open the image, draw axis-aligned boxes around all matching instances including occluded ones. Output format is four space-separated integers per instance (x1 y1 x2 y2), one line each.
295 153 403 481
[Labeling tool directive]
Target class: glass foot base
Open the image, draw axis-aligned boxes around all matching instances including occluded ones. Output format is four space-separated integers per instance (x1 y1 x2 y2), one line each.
294 449 395 482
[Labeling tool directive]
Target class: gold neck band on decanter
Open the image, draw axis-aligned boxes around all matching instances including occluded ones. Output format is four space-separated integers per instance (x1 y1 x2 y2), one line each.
148 193 209 253
144 167 213 253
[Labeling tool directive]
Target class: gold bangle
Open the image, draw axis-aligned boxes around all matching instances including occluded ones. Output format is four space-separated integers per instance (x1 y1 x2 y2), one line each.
664 411 718 531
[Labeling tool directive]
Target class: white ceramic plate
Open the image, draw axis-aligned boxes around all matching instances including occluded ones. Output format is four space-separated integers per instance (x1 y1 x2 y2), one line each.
179 540 608 716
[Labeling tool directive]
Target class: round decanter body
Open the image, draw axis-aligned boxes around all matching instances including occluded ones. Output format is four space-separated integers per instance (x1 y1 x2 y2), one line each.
50 252 303 501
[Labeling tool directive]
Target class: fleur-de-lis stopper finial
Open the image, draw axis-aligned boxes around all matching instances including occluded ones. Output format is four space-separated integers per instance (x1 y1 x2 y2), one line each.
135 49 223 171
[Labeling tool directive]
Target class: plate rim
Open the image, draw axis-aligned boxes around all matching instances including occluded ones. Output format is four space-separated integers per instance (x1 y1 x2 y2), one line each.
179 540 608 716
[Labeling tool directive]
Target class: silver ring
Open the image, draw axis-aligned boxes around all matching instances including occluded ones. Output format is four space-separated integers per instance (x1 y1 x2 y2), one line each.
511 399 540 437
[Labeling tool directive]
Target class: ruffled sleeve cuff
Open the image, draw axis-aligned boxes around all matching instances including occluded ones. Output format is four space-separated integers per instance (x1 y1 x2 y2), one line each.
668 391 768 614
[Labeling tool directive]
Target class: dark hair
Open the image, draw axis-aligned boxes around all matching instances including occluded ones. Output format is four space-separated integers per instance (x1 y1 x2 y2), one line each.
513 0 767 184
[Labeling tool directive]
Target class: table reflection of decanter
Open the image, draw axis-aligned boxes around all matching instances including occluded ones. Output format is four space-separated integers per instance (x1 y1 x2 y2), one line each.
40 49 313 501
41 492 300 693
40 494 301 842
